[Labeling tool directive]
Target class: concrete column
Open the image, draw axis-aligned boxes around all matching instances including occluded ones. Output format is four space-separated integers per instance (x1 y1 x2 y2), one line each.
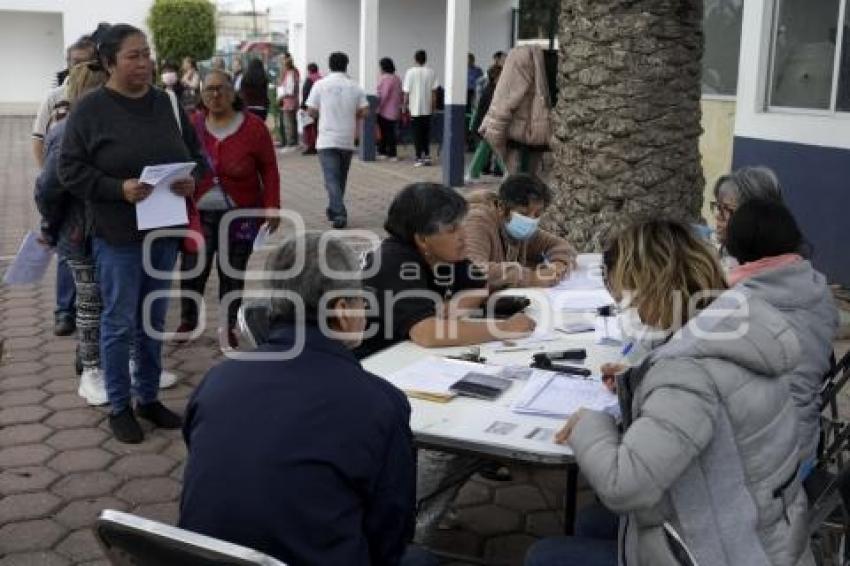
359 0 379 161
443 0 471 187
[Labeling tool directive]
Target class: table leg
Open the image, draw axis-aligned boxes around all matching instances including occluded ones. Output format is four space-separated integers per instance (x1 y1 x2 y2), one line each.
563 463 578 535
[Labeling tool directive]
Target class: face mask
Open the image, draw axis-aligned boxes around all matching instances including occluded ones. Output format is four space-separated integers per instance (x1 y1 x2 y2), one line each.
504 211 540 241
161 71 178 86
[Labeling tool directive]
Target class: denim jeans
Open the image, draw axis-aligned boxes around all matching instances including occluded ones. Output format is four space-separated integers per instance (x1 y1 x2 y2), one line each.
93 237 179 413
55 256 76 320
318 148 353 221
524 503 618 566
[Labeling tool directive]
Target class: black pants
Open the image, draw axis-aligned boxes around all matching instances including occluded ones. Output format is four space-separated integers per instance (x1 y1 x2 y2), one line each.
411 115 431 159
180 210 253 329
377 115 398 158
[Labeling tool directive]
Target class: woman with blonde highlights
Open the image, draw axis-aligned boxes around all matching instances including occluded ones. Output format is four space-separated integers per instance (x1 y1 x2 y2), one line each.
527 219 813 566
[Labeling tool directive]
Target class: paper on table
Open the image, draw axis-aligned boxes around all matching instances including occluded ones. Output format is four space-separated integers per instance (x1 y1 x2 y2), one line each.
136 162 195 230
554 261 606 291
481 327 559 349
2 231 53 286
387 357 504 401
513 370 618 419
547 288 614 312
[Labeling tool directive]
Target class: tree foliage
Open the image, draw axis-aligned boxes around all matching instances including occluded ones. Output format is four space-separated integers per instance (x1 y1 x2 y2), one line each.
148 0 216 64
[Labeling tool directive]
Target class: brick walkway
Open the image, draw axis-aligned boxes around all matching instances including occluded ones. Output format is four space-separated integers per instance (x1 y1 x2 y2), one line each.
0 115 578 566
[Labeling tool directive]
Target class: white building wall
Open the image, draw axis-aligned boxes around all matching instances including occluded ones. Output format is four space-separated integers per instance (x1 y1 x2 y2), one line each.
734 0 850 150
291 0 512 91
0 0 153 111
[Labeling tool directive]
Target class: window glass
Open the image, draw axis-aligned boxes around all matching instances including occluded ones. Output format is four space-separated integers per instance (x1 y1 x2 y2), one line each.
769 0 841 109
703 0 744 96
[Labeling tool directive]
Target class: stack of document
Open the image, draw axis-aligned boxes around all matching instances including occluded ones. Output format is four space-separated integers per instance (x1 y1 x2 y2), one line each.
546 288 614 312
513 370 618 418
136 162 196 230
554 256 606 291
387 357 505 402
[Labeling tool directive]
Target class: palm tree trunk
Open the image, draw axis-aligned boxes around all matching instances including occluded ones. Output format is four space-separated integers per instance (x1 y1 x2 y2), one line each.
546 0 705 250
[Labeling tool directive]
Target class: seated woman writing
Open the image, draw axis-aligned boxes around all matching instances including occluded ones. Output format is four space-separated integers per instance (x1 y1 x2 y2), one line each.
354 182 535 358
527 219 812 566
464 173 576 288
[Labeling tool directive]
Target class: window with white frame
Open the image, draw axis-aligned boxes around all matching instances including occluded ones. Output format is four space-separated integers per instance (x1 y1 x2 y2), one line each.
768 0 849 111
703 0 744 96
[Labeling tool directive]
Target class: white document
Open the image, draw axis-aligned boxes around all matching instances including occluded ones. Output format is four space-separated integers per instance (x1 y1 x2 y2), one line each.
547 289 614 312
387 357 503 397
482 327 559 349
253 223 271 251
555 254 606 291
2 231 54 286
513 370 618 419
136 162 195 230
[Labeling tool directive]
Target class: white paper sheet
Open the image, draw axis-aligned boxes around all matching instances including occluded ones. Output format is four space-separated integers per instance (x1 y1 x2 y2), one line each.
2 231 54 286
387 357 503 397
481 327 559 350
554 260 606 291
547 288 614 312
513 370 618 419
136 162 195 230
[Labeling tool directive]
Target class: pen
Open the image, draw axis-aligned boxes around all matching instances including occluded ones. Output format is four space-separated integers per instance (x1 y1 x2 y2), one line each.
494 347 533 353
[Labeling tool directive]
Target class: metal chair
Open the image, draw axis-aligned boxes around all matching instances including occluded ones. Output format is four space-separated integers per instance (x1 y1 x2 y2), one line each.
94 509 286 566
819 350 850 470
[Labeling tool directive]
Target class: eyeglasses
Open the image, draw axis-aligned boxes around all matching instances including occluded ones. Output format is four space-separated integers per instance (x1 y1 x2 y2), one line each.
202 85 230 96
709 201 736 219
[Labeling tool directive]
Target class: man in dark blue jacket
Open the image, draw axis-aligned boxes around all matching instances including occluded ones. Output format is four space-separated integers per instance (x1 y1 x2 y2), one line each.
180 233 432 566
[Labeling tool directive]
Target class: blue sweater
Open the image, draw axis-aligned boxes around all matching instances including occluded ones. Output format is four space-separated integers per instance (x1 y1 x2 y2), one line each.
179 324 416 566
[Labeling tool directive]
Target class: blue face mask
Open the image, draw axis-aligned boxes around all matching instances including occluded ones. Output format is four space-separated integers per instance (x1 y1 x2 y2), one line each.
504 211 540 240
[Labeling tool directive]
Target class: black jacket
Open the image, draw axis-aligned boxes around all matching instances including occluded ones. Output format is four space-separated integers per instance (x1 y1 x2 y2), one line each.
179 324 416 566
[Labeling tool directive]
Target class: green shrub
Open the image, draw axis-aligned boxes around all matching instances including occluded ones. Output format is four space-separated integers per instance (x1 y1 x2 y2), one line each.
148 0 216 64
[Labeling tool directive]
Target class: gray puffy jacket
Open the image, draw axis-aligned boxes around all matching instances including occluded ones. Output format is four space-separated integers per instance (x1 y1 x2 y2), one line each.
569 292 814 566
735 260 838 466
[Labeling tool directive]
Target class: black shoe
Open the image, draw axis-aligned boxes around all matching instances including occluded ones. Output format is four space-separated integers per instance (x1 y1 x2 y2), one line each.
302 148 317 155
136 401 183 429
478 462 513 482
54 316 75 336
332 217 348 230
325 207 333 221
109 408 144 444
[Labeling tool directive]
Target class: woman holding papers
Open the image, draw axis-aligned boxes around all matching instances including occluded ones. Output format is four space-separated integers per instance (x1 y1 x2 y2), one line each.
527 220 813 566
177 69 280 349
464 174 577 289
354 182 536 358
59 24 205 444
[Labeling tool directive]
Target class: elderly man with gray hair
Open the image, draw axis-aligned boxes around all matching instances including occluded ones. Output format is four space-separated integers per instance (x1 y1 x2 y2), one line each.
180 232 437 566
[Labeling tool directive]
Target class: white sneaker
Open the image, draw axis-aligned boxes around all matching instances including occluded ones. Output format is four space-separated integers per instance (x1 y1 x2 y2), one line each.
129 360 180 389
281 146 298 154
413 159 424 167
158 370 179 389
78 368 108 406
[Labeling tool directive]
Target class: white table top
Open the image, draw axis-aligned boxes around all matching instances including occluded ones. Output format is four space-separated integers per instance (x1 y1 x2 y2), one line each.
362 281 623 465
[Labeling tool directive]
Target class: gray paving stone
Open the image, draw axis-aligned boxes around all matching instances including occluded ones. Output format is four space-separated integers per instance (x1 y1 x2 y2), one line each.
493 484 549 513
455 480 492 508
115 477 181 505
0 491 63 524
45 393 89 411
0 519 66 553
109 453 176 479
45 428 109 450
0 388 48 408
51 471 122 500
44 408 105 429
47 448 115 474
55 529 105 562
0 467 60 496
0 444 55 468
133 501 179 525
0 551 71 566
0 405 50 426
458 504 522 537
54 497 128 530
0 423 52 445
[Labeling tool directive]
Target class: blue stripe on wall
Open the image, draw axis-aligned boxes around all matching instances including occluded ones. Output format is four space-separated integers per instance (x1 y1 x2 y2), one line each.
732 136 850 286
442 103 466 188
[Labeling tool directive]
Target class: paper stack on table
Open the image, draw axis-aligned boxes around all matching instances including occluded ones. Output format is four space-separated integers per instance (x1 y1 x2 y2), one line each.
387 357 505 402
513 370 618 419
554 255 606 291
2 231 53 286
136 162 196 230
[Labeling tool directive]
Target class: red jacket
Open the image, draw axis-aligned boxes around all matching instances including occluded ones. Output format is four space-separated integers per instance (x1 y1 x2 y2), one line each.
192 111 280 210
